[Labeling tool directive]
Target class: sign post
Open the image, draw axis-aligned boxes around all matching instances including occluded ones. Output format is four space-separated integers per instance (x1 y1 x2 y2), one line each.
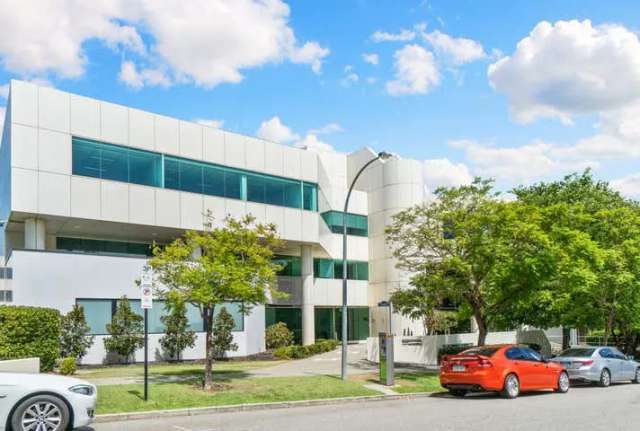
140 268 153 402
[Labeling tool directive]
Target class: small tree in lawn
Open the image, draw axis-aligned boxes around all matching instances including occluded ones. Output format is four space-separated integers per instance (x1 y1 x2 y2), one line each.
148 214 282 390
103 296 144 364
212 307 238 359
160 295 196 362
389 289 458 335
60 304 95 361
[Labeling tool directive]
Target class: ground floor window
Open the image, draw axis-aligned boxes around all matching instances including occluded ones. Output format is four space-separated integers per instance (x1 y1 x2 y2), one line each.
76 298 244 335
265 306 302 344
315 307 369 342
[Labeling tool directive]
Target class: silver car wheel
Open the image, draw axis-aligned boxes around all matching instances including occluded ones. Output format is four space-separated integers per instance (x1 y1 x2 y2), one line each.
21 402 62 431
506 375 519 398
558 372 570 393
600 369 611 387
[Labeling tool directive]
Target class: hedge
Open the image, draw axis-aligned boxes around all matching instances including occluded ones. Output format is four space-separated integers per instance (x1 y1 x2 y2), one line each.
274 339 339 359
0 305 61 371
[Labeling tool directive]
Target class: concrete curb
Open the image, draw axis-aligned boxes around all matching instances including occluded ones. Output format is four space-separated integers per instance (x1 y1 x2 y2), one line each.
95 392 434 423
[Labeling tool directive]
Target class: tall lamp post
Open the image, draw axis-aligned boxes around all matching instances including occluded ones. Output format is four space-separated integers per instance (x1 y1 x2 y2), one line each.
341 151 393 381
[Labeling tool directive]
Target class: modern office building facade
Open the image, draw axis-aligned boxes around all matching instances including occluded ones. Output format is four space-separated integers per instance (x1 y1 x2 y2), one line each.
0 80 425 364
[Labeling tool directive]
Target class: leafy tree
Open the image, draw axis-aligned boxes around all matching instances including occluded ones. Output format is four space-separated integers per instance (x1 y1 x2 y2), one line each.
212 307 238 359
60 304 95 361
148 214 282 390
103 296 144 363
389 288 458 335
386 179 562 345
159 295 196 361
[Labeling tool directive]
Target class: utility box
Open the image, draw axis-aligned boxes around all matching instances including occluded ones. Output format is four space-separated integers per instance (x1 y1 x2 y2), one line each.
379 333 394 386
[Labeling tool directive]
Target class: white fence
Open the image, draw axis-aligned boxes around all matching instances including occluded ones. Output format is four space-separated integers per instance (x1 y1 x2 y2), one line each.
0 358 40 373
367 331 518 366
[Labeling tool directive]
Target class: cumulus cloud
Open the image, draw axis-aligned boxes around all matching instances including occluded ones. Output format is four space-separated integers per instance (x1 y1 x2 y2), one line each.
194 118 224 129
386 44 440 96
422 30 486 65
371 28 416 43
450 139 597 182
256 116 300 143
308 123 343 135
0 0 328 87
488 19 640 124
293 134 335 153
362 53 379 65
341 65 359 87
611 173 640 199
423 159 473 193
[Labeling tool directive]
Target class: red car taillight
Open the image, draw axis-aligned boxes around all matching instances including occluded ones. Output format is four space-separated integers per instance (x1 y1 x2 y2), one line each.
477 358 493 368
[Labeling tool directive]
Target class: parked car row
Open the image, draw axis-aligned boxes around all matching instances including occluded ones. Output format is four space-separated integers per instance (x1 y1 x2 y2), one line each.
440 344 639 399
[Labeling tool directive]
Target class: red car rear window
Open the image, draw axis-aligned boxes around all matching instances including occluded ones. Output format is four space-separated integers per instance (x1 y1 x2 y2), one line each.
460 346 500 357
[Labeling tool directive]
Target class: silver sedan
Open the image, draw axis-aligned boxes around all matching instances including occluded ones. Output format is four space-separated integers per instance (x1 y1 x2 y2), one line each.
550 346 640 387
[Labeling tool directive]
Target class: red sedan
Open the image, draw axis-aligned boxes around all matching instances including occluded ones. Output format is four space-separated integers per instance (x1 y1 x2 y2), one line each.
440 344 570 398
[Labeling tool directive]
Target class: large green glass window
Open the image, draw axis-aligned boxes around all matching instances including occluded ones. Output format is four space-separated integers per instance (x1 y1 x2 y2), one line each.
72 136 318 211
76 298 243 335
321 211 368 236
314 307 369 341
265 306 302 344
273 255 302 276
313 259 369 280
72 137 162 187
57 237 153 256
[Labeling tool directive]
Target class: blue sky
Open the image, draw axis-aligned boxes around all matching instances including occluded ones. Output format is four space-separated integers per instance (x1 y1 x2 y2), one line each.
1 0 640 196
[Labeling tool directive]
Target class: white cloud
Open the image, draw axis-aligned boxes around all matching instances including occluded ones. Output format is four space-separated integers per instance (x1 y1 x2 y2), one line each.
366 77 377 84
488 19 640 124
371 28 416 43
256 116 300 143
450 139 597 182
293 133 335 153
362 53 379 65
423 159 473 192
118 61 170 89
0 83 8 99
309 123 343 135
0 1 328 87
422 30 486 65
386 44 440 96
194 118 224 129
611 173 640 199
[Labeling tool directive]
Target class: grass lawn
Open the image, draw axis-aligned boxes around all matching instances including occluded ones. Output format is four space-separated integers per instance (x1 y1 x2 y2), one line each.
97 376 379 414
76 360 284 380
392 372 444 394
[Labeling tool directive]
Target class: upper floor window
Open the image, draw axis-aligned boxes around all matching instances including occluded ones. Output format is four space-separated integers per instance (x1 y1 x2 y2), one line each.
72 137 319 212
56 237 154 256
321 211 368 236
273 255 302 277
313 258 368 281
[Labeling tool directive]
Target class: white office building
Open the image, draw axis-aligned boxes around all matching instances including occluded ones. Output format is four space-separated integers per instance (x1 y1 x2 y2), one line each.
0 80 426 364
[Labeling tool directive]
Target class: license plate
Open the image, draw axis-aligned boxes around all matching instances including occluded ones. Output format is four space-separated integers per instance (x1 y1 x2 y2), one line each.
452 365 466 372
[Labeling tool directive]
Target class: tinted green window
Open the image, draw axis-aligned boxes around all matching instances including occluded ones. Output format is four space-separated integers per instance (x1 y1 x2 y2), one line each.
57 237 153 256
246 174 266 203
313 259 368 280
225 170 243 199
72 137 162 187
303 182 317 211
77 299 113 335
314 307 369 341
266 306 302 344
179 159 204 193
273 255 302 276
321 211 368 236
203 165 225 197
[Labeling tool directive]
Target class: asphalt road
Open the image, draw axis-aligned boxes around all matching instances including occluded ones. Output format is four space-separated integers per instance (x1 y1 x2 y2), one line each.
90 383 640 431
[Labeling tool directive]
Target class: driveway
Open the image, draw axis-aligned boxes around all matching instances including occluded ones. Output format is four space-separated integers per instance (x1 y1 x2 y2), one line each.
89 382 640 431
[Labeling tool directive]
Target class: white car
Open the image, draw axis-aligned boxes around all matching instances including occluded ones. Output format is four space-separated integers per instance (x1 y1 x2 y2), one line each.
0 373 96 431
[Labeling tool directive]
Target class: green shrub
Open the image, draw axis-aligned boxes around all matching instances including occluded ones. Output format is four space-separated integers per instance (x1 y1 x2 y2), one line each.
58 357 77 375
0 305 61 372
265 322 294 350
437 343 473 364
273 339 339 360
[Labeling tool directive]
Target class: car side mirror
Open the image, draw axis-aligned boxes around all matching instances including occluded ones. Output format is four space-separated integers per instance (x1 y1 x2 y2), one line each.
627 355 635 361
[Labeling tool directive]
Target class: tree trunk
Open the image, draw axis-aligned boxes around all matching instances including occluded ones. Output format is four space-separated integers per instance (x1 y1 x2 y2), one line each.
203 306 215 390
603 308 615 346
473 310 488 346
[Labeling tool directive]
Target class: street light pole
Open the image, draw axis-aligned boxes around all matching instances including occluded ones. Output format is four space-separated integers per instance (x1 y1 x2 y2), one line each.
341 151 392 381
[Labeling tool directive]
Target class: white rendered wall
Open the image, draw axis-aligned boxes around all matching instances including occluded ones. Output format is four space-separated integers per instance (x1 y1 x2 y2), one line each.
8 250 265 364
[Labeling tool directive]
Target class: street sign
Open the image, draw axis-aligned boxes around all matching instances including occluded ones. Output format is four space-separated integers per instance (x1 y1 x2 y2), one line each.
141 268 153 309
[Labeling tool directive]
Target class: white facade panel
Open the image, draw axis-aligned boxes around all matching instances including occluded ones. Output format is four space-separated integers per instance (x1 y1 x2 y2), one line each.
202 127 225 164
10 80 38 127
100 101 128 145
10 124 38 170
38 172 70 216
282 146 301 180
70 94 100 139
129 185 156 226
203 195 226 225
225 198 247 220
224 132 246 168
180 192 204 230
154 115 179 155
245 137 265 172
11 167 38 212
38 86 70 133
155 188 181 227
301 212 319 243
71 176 101 219
263 141 283 176
38 129 71 174
264 205 284 234
283 208 302 240
300 150 318 183
101 181 129 223
128 108 155 151
246 202 266 225
179 121 203 159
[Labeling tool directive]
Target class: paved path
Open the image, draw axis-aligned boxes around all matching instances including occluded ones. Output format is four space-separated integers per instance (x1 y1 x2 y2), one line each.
87 383 640 431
